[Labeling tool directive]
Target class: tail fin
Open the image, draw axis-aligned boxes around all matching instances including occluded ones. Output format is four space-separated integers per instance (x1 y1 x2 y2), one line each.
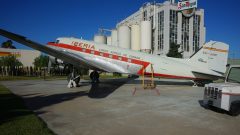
189 41 229 74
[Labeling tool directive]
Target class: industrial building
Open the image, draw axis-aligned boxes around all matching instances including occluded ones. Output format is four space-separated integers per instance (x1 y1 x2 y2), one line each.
0 48 41 67
94 0 205 58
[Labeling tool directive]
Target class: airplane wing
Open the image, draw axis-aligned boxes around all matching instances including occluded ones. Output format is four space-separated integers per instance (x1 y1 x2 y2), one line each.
0 29 127 73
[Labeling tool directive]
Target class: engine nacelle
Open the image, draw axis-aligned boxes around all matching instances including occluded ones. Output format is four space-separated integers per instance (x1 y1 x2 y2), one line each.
49 56 64 64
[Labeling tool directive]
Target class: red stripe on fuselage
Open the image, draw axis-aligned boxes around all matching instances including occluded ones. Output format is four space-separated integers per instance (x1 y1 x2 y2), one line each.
144 72 197 79
47 42 200 80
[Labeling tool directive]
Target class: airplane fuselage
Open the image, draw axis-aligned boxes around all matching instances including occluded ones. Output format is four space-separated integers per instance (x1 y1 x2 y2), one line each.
47 37 217 81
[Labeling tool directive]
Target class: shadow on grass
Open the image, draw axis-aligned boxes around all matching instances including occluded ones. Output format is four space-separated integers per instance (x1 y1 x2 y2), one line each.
0 93 33 124
0 88 56 134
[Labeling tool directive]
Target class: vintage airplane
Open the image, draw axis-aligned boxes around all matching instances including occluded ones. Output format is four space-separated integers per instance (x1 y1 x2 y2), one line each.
0 29 229 87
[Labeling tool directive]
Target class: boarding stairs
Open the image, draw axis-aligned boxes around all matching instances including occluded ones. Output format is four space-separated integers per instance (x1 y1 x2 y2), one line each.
132 64 160 96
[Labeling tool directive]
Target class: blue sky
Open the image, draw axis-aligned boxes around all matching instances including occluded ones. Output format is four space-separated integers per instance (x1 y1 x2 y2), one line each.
0 0 240 58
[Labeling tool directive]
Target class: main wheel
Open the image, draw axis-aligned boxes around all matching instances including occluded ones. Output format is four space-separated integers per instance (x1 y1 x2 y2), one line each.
90 71 99 83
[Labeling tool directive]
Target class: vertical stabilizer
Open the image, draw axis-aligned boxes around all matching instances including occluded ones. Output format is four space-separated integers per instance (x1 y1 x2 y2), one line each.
189 41 229 74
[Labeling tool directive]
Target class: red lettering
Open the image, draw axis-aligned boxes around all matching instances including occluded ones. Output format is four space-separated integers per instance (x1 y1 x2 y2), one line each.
71 41 95 50
83 44 87 48
73 42 78 46
79 42 83 48
178 3 182 9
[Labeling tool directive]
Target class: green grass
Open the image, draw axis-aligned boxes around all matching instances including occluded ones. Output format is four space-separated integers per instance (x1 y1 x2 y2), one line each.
0 85 55 135
0 76 67 81
0 74 127 81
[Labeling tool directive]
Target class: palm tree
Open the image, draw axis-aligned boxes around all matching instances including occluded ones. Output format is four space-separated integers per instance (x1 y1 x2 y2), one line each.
1 40 16 49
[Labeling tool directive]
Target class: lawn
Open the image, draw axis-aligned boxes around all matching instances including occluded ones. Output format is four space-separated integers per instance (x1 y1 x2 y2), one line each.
0 76 67 81
0 85 55 135
0 74 127 81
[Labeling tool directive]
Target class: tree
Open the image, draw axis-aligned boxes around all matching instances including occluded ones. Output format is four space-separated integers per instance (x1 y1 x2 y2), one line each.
166 43 183 58
1 40 16 49
0 55 22 67
0 55 23 76
33 55 49 68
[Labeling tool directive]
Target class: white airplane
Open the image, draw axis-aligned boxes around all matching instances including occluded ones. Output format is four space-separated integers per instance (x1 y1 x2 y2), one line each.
0 29 229 87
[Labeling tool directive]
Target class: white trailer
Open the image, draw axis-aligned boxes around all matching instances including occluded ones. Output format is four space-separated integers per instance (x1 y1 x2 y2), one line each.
203 65 240 116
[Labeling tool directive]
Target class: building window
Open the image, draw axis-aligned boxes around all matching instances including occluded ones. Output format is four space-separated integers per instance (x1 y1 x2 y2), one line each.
169 10 178 46
182 16 190 52
143 10 147 21
158 11 164 51
150 16 155 51
193 15 200 52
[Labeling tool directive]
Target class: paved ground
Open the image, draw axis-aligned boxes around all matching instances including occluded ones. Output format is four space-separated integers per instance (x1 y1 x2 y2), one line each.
1 78 240 135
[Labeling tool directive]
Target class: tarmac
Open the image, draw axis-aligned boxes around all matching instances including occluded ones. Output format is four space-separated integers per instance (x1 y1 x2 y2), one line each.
1 78 240 135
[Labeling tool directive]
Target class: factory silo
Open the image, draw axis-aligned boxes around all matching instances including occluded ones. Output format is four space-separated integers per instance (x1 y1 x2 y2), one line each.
94 35 107 44
118 25 131 49
107 36 112 45
131 24 141 51
140 21 152 53
111 29 118 46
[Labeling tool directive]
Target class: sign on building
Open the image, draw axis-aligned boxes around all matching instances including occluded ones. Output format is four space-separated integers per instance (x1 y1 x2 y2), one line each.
178 0 198 11
178 0 198 17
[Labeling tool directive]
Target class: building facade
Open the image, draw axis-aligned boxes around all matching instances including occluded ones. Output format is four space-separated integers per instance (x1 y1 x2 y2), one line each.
0 48 41 67
117 0 205 58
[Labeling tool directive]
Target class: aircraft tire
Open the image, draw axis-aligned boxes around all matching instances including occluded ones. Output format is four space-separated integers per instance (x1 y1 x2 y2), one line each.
90 71 99 83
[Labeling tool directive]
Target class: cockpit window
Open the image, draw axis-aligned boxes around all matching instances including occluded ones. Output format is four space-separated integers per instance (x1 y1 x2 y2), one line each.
56 40 60 44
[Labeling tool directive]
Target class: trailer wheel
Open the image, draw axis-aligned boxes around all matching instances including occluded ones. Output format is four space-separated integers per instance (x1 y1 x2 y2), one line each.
229 101 240 116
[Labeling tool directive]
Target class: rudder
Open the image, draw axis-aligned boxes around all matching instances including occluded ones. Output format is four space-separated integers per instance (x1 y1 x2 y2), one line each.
189 41 229 74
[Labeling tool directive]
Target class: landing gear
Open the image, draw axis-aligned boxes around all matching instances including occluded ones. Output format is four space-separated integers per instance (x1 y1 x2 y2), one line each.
90 71 99 83
192 80 213 87
67 66 81 88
